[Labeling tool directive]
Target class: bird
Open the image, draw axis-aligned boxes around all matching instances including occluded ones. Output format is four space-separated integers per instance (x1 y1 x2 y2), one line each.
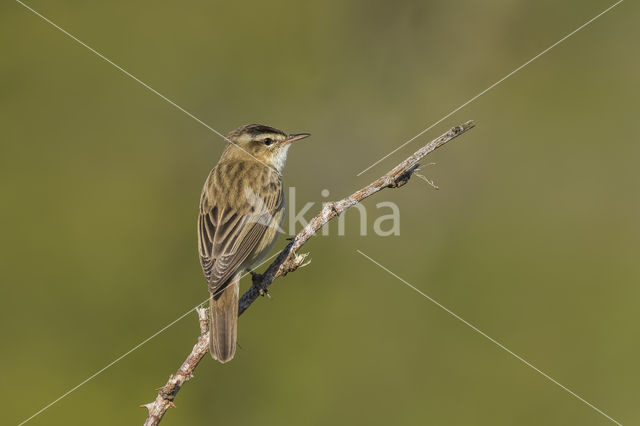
197 124 310 363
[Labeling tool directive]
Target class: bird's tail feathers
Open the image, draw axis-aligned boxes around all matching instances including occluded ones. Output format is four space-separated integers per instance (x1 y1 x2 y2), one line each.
209 277 239 363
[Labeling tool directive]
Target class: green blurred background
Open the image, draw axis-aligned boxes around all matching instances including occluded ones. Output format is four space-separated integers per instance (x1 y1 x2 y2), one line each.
1 0 638 425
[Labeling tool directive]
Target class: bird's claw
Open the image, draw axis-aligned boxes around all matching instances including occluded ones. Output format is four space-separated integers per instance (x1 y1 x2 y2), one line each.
250 271 269 297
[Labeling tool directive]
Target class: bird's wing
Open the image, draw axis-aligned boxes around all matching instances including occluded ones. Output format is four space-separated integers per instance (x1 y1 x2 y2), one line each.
198 166 283 297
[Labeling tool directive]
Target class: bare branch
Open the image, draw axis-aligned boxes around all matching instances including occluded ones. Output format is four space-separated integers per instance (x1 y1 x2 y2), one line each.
142 308 209 426
141 120 475 425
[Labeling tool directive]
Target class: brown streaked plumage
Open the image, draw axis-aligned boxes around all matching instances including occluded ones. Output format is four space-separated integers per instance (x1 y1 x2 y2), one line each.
198 124 309 363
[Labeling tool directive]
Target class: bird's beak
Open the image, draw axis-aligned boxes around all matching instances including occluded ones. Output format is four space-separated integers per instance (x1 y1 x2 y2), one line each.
281 133 310 145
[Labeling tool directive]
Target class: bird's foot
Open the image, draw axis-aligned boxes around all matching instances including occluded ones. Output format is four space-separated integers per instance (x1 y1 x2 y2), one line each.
250 271 269 297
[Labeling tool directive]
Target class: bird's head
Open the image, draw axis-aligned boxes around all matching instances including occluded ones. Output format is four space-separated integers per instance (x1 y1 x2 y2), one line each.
222 124 310 172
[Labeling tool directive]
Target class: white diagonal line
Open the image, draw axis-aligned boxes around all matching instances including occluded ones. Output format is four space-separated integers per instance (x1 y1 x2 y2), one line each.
356 0 624 177
16 303 200 426
17 251 280 425
356 249 623 426
15 0 276 172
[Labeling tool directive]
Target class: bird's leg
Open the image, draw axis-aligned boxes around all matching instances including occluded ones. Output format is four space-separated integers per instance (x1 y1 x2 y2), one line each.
388 164 420 188
249 270 270 297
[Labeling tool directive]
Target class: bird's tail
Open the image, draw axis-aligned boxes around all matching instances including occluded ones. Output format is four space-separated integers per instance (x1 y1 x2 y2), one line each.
209 276 239 363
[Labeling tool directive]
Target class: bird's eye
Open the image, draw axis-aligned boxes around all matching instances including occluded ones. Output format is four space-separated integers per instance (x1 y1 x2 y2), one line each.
263 138 273 146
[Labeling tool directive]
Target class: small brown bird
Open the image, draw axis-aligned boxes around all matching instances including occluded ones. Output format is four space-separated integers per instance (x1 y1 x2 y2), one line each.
198 124 310 362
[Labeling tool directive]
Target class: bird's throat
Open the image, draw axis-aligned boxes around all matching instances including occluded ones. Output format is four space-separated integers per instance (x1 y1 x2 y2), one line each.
270 145 290 173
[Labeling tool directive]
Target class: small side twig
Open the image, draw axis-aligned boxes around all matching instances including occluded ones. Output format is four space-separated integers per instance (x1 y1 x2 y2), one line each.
142 120 475 425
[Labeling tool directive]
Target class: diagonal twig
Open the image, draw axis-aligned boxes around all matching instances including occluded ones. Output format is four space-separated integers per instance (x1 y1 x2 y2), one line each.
141 120 476 425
